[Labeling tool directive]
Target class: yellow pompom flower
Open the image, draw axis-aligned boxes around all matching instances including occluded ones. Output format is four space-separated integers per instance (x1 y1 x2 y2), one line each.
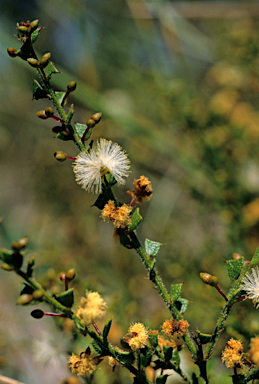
126 322 148 351
221 338 244 369
76 291 106 326
101 200 131 229
68 348 101 376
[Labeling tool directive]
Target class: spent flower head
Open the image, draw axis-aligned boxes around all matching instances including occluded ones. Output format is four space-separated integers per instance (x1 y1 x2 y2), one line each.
76 291 106 326
68 348 101 377
221 338 244 369
101 200 131 229
127 175 153 204
241 266 259 308
73 139 130 194
125 322 148 351
162 319 189 337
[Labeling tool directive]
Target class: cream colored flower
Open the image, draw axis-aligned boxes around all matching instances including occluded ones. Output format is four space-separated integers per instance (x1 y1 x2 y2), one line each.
101 200 131 228
76 291 106 326
73 139 130 194
241 267 259 308
126 322 148 351
249 336 259 367
221 338 244 368
68 348 101 376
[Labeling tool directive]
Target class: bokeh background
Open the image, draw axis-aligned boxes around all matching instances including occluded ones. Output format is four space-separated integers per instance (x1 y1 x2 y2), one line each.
1 1 259 383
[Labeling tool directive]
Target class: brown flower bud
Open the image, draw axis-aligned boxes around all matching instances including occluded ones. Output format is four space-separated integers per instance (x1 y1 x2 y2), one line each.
30 19 39 32
91 112 102 123
52 126 65 133
27 58 40 68
60 272 66 283
17 294 33 305
31 309 44 319
54 151 67 162
36 110 48 119
200 272 212 284
65 268 76 282
45 107 54 117
32 290 44 300
233 253 242 260
11 236 28 251
67 81 77 92
86 118 96 128
1 263 13 271
7 48 17 58
40 52 51 68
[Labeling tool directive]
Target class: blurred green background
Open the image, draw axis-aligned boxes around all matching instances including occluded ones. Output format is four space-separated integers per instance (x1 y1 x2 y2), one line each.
2 1 259 383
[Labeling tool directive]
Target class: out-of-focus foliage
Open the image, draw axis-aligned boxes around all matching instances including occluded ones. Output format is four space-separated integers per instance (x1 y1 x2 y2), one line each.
2 1 259 383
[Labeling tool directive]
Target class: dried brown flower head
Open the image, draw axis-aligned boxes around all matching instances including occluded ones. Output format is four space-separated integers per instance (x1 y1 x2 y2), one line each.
127 176 153 204
221 338 244 369
162 319 189 337
101 200 131 229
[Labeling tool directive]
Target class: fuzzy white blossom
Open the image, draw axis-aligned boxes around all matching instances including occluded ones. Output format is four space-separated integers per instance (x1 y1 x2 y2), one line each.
73 139 130 194
241 266 259 308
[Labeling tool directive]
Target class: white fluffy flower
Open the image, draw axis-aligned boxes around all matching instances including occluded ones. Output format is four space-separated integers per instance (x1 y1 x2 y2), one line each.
73 138 130 194
241 267 259 308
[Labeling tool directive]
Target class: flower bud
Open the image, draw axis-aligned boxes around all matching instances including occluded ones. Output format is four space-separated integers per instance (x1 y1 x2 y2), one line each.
52 126 65 133
32 290 44 300
54 151 67 162
232 253 242 260
86 118 96 128
31 309 44 319
11 237 28 251
208 276 218 287
45 107 54 117
200 272 212 284
91 112 102 123
30 19 39 32
1 263 13 271
17 294 33 305
36 110 48 119
65 268 76 282
40 52 51 68
7 48 17 58
60 272 66 283
18 26 29 34
67 81 77 92
27 58 40 68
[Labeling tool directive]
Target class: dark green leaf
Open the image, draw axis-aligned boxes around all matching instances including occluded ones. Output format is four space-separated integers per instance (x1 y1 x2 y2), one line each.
163 346 173 361
227 258 244 281
172 349 180 365
92 340 103 354
145 239 162 257
192 373 199 384
251 247 259 267
103 318 112 340
129 208 143 231
55 91 66 105
27 256 35 277
94 190 110 210
20 283 34 295
54 288 74 308
46 62 60 78
156 375 169 384
148 333 158 348
16 39 36 61
105 173 117 187
232 374 245 384
120 229 135 249
170 283 183 302
174 297 188 314
196 331 212 344
74 123 89 139
114 350 135 365
133 372 152 384
31 28 42 44
0 249 23 268
140 354 152 368
32 80 47 100
56 132 73 141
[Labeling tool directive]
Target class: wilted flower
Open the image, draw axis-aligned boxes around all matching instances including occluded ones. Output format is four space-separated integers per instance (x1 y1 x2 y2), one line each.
162 319 189 337
127 175 153 204
77 291 106 326
221 338 244 368
73 139 130 194
68 348 101 376
125 322 148 351
101 200 131 229
241 267 259 308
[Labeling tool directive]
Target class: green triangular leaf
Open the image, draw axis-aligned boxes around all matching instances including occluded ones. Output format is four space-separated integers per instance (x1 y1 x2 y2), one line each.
170 283 183 302
20 283 34 295
140 354 152 368
114 350 135 365
54 91 66 105
31 28 42 44
251 247 259 267
163 345 173 361
156 375 169 384
145 239 162 257
148 333 158 348
103 318 112 340
54 288 74 308
105 173 117 187
172 349 180 365
227 258 244 281
74 123 92 140
232 374 245 384
129 208 143 231
174 297 188 314
120 229 135 249
46 62 60 79
56 132 73 141
92 340 103 354
0 249 23 268
32 80 47 100
94 190 110 210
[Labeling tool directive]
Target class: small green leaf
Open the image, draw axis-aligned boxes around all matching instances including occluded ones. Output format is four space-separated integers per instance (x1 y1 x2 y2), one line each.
170 283 183 302
251 247 259 267
0 248 14 264
140 354 152 368
31 28 42 44
55 91 66 105
145 239 162 257
148 333 158 348
32 80 47 100
114 350 135 365
27 256 35 277
94 190 110 210
105 173 117 187
0 249 23 268
129 208 143 231
120 229 135 249
163 346 173 361
232 374 245 384
74 123 87 138
92 340 103 354
54 288 74 308
227 258 244 281
156 375 169 384
56 132 73 141
196 331 212 344
46 62 60 78
20 283 34 295
172 349 180 365
103 318 112 340
174 297 188 314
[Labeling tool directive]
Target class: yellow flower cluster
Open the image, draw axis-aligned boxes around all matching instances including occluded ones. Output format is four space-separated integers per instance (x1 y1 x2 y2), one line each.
101 200 131 229
162 319 189 338
126 322 148 351
249 336 259 368
68 349 100 376
221 338 244 369
77 291 106 326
